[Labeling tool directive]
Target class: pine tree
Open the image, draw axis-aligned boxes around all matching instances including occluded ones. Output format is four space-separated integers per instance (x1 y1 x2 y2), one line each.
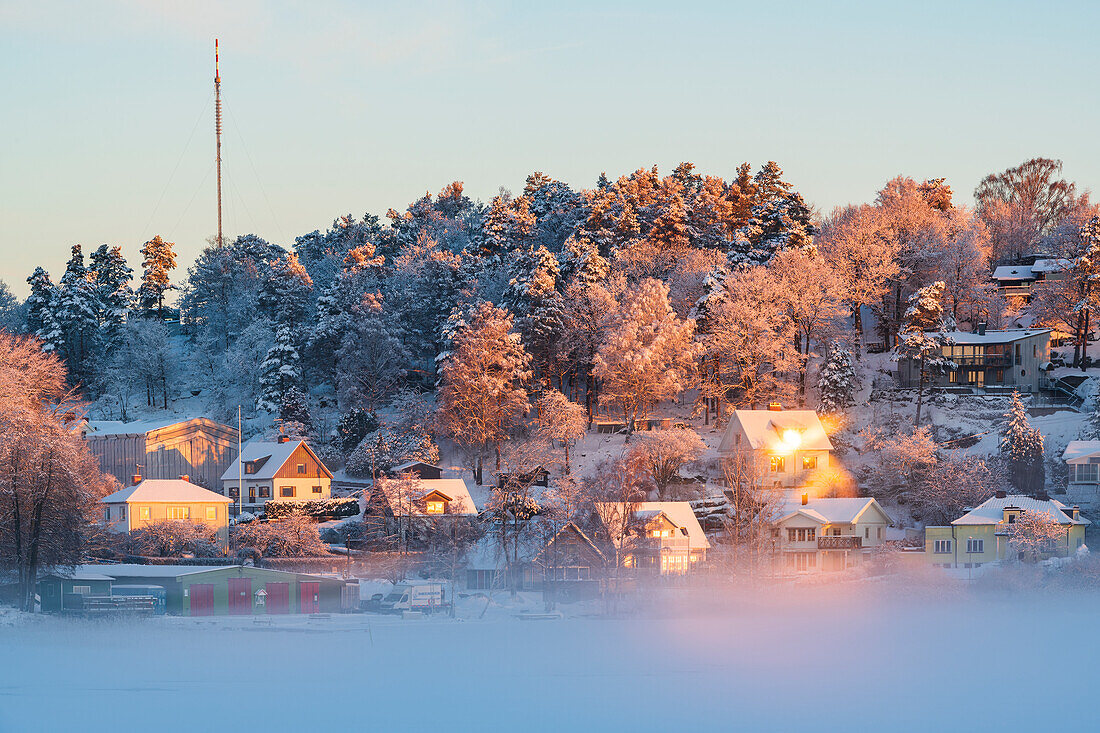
257 324 302 413
54 245 100 385
818 342 858 413
259 252 313 329
24 267 56 338
895 281 953 426
279 386 313 436
137 235 177 319
1000 390 1045 496
728 161 816 269
89 244 133 340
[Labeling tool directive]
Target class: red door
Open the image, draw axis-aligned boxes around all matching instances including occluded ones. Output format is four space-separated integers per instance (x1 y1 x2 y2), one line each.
227 578 252 615
190 584 214 616
266 582 290 614
299 582 320 614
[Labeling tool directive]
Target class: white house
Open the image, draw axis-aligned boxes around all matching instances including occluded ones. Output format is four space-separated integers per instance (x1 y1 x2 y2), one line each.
717 406 833 488
596 501 710 575
1062 441 1100 508
220 435 333 514
774 494 894 573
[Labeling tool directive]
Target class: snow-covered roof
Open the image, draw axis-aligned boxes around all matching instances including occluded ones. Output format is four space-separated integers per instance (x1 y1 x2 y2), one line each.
598 501 710 551
933 328 1050 345
1063 441 1100 463
1031 258 1071 273
101 479 232 504
220 438 331 481
777 497 894 526
376 477 478 516
40 569 116 581
84 418 193 436
992 265 1038 281
951 495 1090 526
466 520 603 570
392 461 442 473
719 409 833 453
52 564 231 580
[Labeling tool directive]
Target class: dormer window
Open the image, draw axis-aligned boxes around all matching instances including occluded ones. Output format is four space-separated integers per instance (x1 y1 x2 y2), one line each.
426 500 445 514
244 462 256 475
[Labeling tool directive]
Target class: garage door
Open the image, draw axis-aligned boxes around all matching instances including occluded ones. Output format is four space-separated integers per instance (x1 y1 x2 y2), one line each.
189 584 214 616
299 582 320 614
265 582 289 614
227 578 252 615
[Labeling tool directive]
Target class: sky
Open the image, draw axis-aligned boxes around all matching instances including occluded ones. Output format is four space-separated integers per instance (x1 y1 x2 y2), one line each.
2 0 1099 297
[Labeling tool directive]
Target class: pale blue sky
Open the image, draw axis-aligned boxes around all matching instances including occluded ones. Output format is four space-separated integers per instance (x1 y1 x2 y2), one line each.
2 0 1098 296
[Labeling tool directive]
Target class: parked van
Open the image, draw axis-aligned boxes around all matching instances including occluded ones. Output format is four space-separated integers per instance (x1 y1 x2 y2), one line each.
378 582 447 614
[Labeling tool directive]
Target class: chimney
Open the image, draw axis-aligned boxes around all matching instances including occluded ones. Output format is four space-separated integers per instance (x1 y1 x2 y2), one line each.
995 490 1007 499
278 434 290 444
977 322 987 336
801 492 808 506
179 474 189 483
1072 505 1081 520
768 402 783 412
131 473 142 486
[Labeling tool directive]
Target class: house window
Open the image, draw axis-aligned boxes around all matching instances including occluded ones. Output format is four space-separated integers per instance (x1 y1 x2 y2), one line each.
245 462 256 474
205 506 217 521
770 456 786 473
788 528 815 542
312 485 323 494
258 486 271 498
72 586 92 596
802 456 817 470
933 539 952 554
426 500 445 514
228 487 240 499
280 486 295 498
297 464 306 474
167 506 190 520
1073 464 1099 483
103 507 110 522
1032 344 1037 358
967 538 984 553
139 506 151 520
1015 344 1021 362
119 505 127 520
865 527 869 538
877 527 883 539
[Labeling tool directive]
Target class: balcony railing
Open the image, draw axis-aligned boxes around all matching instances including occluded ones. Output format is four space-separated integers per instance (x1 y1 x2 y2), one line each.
638 535 691 550
818 535 862 550
947 354 1013 368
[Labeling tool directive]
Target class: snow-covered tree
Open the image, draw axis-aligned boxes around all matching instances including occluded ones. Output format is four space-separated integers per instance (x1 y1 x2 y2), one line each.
593 278 700 432
257 324 302 413
1000 390 1045 496
233 512 329 557
54 245 101 385
335 301 410 412
0 281 21 334
534 390 587 472
818 342 858 413
436 301 532 484
131 520 219 557
627 427 706 500
337 407 378 455
728 161 816 269
895 281 954 426
259 251 313 329
137 234 177 319
1008 510 1063 562
89 244 133 341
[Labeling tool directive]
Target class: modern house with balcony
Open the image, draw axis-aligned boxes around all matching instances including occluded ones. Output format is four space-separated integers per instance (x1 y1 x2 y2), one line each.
596 501 710 575
717 406 833 488
924 492 1089 568
992 257 1070 299
1060 441 1100 508
773 494 894 573
895 327 1051 393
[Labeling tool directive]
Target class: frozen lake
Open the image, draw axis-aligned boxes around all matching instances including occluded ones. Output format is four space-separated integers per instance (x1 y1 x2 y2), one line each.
2 580 1098 732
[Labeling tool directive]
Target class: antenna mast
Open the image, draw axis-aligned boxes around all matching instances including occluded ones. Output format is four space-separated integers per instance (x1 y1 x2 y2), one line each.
215 39 223 247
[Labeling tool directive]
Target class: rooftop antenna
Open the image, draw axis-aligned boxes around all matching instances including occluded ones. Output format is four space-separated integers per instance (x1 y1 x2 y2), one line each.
215 39 224 247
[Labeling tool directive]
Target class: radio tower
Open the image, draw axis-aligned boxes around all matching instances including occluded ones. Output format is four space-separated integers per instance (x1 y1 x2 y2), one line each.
214 39 224 247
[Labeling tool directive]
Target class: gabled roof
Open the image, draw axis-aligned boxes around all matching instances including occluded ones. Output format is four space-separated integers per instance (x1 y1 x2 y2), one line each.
1063 440 1100 463
596 501 710 551
777 497 894 526
376 478 478 516
101 479 232 504
392 460 442 473
220 438 333 481
467 519 604 570
952 495 1090 526
83 417 238 440
719 409 833 453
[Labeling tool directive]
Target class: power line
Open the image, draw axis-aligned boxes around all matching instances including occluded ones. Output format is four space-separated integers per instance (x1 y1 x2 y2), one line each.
141 90 214 241
224 100 287 244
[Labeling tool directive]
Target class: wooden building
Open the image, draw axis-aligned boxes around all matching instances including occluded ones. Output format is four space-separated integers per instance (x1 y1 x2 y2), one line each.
221 436 333 514
83 418 239 491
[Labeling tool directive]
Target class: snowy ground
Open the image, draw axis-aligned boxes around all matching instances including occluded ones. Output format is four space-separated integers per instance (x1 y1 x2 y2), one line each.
4 577 1100 732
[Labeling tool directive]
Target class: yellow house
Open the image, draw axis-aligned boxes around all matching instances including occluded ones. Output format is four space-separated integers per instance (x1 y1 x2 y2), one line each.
718 406 833 488
221 435 333 514
100 477 233 548
596 501 709 575
925 492 1089 568
774 494 894 573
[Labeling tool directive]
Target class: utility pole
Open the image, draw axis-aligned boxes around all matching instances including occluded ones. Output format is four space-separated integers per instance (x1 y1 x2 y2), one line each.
215 39 224 247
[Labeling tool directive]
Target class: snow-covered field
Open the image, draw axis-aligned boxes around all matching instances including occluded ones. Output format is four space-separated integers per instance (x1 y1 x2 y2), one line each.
3 579 1098 732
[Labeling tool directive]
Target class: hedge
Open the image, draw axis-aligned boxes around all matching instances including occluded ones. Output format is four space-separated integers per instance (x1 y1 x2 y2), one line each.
264 498 360 521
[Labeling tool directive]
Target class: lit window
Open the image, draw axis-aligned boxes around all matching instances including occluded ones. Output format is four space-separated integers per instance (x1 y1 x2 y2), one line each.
770 456 786 473
426 500 445 514
139 506 151 520
206 506 217 521
245 462 256 474
259 486 271 498
167 506 190 520
802 456 817 470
